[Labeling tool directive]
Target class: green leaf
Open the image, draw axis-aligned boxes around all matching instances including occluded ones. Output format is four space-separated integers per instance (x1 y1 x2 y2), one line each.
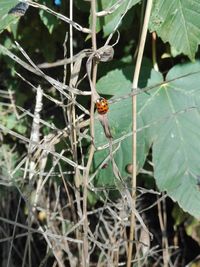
141 62 200 219
94 61 200 219
0 110 27 134
39 9 58 34
0 0 21 33
93 64 152 186
149 0 200 60
96 68 132 97
93 100 134 186
97 62 152 96
0 144 22 181
6 114 17 129
92 0 140 36
15 124 27 134
39 0 59 34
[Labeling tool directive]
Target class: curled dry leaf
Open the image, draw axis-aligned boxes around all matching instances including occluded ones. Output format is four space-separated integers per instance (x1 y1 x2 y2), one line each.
94 45 114 62
98 113 112 139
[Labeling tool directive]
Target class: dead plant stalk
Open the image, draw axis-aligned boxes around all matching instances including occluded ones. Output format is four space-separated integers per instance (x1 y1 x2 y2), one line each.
82 0 98 266
127 0 153 266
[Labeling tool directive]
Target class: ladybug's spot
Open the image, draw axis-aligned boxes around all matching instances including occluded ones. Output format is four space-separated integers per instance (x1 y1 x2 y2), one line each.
102 163 108 169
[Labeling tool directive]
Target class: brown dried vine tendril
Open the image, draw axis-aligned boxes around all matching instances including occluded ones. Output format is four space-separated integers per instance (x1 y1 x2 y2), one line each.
86 45 129 197
86 45 115 140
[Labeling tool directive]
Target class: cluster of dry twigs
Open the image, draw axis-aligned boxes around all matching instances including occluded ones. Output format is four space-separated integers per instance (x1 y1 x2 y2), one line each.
0 0 183 266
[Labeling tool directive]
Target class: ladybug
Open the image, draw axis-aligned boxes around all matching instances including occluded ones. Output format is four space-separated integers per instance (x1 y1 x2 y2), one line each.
95 97 109 115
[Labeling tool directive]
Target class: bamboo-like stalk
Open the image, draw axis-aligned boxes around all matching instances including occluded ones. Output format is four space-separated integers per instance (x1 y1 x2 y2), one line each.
157 194 170 267
127 1 153 266
69 0 78 167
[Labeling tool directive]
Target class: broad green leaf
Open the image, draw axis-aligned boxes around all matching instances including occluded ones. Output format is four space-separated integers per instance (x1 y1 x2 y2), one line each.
96 68 132 97
96 62 152 97
94 60 200 219
93 64 153 186
141 62 200 219
149 0 200 60
91 0 140 36
0 0 22 33
93 99 133 186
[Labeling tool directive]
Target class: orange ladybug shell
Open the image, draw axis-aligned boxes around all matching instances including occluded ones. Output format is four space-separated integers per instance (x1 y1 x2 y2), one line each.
95 97 109 115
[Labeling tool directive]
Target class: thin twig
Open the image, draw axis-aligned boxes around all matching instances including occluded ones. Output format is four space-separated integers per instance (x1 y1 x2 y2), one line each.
0 124 85 170
21 0 91 33
82 0 98 265
127 1 153 266
157 194 170 267
0 44 91 97
152 31 159 71
96 0 125 17
6 197 22 267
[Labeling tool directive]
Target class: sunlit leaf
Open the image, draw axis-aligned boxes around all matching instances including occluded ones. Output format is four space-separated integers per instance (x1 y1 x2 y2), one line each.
94 61 200 219
0 0 25 33
91 0 140 36
149 0 200 60
141 62 200 219
93 64 152 186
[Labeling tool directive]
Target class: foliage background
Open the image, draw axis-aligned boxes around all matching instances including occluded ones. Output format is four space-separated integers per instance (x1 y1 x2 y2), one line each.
0 0 200 266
